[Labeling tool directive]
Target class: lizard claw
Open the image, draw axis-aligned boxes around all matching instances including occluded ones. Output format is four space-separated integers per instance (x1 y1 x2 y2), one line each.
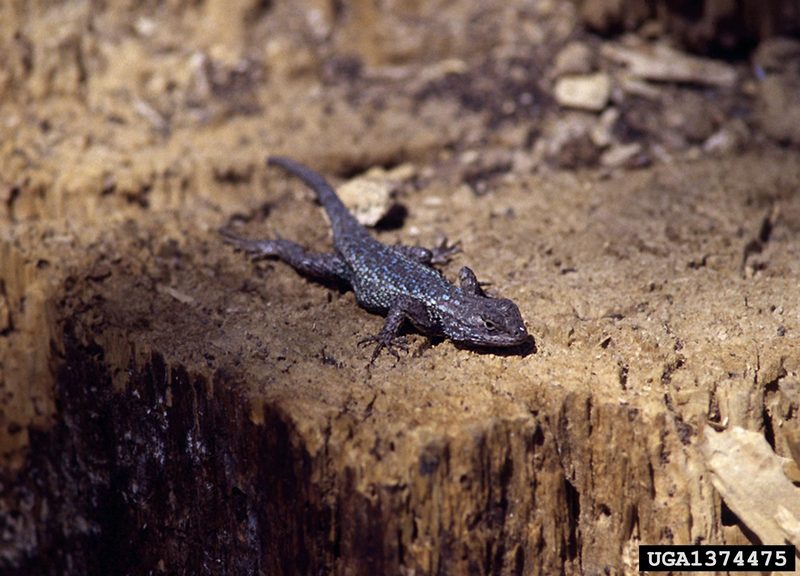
220 227 257 251
430 236 462 265
219 228 279 259
358 334 408 363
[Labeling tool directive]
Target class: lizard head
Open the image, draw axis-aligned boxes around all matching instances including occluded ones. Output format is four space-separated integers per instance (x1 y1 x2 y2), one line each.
444 295 530 348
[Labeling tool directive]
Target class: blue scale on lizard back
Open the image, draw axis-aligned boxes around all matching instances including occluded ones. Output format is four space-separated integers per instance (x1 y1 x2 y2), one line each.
343 241 457 312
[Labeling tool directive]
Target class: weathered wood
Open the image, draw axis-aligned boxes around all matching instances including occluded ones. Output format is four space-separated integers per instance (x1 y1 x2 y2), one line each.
4 150 798 574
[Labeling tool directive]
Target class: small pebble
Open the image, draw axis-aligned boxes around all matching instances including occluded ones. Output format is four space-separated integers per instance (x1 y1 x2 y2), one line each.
553 41 594 77
554 73 611 112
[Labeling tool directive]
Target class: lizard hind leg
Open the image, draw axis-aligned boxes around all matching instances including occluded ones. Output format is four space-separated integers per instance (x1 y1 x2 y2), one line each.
220 228 351 283
393 237 461 266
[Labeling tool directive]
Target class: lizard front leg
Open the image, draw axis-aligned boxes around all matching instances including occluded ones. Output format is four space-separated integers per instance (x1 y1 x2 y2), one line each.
220 228 351 283
358 295 434 362
458 266 488 297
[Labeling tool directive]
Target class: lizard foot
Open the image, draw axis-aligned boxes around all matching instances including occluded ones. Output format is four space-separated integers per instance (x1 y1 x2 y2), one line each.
358 334 409 363
430 236 462 265
219 227 282 259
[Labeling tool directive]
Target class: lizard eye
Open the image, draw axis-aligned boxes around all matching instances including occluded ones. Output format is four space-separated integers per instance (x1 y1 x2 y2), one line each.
482 317 498 331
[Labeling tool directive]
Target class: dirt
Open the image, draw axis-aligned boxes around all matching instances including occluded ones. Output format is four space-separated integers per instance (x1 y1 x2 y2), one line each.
1 1 799 575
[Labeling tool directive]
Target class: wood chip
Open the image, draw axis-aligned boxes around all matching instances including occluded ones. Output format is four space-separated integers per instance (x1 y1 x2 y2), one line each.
602 43 737 87
157 285 196 305
702 425 800 549
337 170 397 226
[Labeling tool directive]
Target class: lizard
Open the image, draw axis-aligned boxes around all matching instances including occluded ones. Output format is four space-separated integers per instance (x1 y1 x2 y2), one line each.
221 156 531 361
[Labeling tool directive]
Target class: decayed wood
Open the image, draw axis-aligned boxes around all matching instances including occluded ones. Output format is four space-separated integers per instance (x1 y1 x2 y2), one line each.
3 151 799 574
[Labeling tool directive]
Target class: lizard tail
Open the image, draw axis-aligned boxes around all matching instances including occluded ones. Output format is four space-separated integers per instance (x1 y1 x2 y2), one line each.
267 156 356 234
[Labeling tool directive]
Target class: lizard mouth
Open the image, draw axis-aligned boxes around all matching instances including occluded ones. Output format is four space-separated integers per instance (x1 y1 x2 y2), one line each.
464 327 531 348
